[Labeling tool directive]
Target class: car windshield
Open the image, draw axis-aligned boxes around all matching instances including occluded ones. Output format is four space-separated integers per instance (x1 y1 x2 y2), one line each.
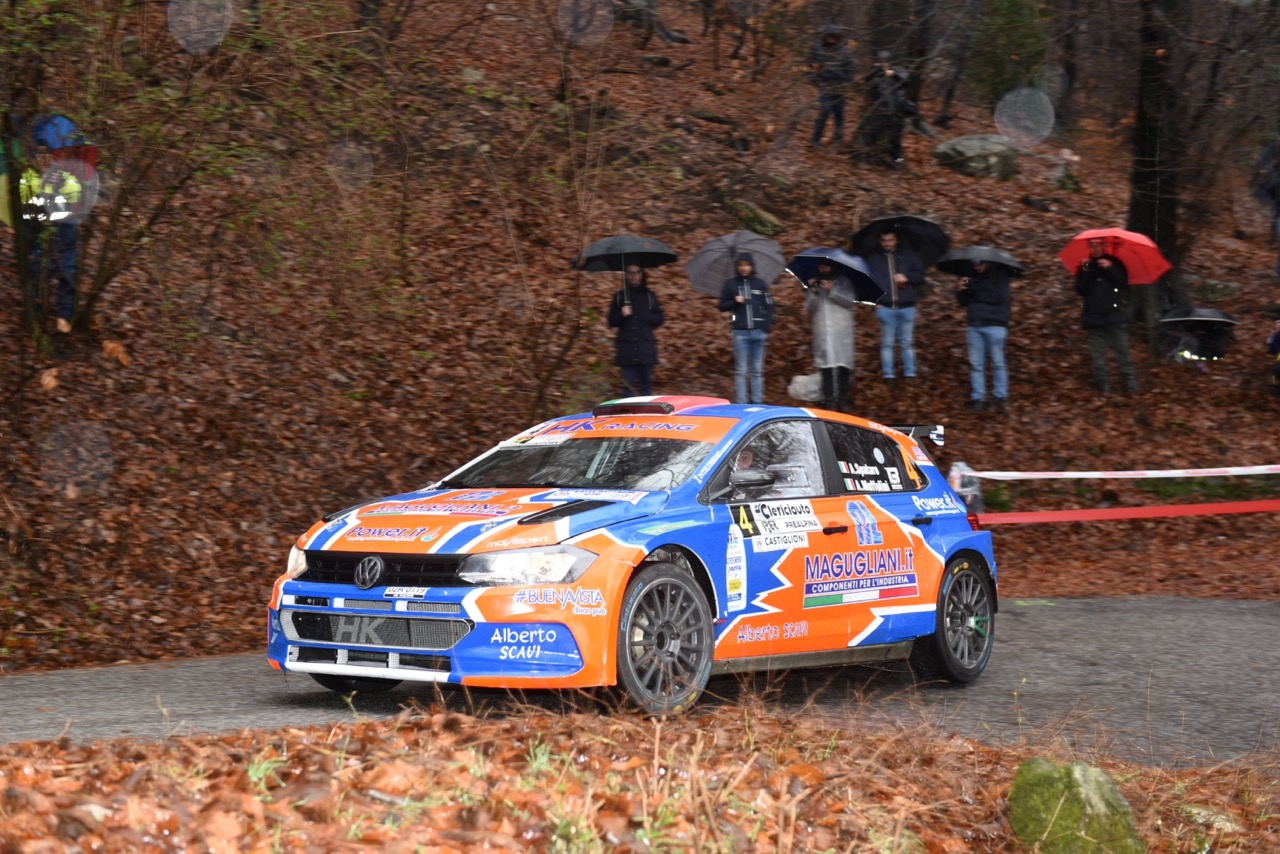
440 437 714 492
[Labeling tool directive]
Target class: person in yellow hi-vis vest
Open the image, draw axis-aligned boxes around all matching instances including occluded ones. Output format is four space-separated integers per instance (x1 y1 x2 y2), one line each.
19 153 81 332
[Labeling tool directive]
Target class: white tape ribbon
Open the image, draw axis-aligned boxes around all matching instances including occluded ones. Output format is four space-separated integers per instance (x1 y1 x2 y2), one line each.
968 464 1280 481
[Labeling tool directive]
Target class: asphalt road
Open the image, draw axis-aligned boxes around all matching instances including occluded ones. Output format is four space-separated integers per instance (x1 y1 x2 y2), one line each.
1 597 1276 765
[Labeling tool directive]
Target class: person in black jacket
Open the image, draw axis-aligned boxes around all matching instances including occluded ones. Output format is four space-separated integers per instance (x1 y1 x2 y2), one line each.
718 252 775 403
607 265 665 396
864 230 924 382
857 51 913 169
956 260 1012 412
1074 238 1137 394
806 26 856 147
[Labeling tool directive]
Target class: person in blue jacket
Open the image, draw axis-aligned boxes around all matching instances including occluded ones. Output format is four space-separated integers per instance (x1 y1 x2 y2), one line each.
718 252 775 404
607 264 665 396
955 259 1012 412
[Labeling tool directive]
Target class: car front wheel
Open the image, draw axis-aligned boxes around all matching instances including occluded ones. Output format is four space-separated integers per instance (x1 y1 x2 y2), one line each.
911 557 994 684
309 673 402 694
616 563 714 715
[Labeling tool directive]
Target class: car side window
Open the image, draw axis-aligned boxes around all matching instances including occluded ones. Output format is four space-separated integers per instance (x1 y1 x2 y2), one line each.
825 423 924 494
712 421 825 502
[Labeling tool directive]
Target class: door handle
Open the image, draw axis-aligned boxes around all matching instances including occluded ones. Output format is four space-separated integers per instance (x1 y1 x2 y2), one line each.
822 524 848 535
911 516 933 526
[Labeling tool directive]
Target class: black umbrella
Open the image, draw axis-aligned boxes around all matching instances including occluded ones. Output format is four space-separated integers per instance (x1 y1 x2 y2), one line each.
934 245 1024 277
785 247 884 304
571 235 678 272
1158 306 1238 362
849 214 951 268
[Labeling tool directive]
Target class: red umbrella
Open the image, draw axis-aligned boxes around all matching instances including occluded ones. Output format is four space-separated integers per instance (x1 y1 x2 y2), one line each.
1057 227 1172 285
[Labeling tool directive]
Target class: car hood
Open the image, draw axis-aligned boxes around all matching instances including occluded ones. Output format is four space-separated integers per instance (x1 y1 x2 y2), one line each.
301 487 668 554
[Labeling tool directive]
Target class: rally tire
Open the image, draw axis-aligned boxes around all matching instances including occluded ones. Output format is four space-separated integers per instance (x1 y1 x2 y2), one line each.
616 563 714 715
309 673 402 694
910 558 994 684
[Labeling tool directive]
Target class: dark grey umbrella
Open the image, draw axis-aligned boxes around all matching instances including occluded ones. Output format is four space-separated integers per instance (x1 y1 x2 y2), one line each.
849 214 951 267
934 245 1024 277
571 235 678 272
684 230 786 296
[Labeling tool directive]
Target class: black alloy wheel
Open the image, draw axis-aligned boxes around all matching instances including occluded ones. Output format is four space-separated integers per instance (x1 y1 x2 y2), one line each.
616 563 714 714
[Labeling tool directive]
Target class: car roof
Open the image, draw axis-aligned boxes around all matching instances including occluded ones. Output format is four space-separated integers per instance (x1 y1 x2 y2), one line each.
548 396 908 440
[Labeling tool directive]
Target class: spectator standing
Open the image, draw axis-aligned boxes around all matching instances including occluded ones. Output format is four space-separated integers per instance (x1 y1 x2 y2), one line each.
1074 237 1138 394
804 260 856 412
955 260 1012 412
805 27 856 148
857 51 914 170
864 230 924 382
19 146 81 333
718 252 774 404
607 265 665 396
1251 141 1280 279
1267 318 1280 391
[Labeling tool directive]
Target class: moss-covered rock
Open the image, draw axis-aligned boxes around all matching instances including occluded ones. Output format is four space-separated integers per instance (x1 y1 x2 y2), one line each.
1007 758 1146 853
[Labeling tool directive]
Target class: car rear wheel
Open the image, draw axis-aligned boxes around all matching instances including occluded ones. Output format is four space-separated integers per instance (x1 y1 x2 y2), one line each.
910 557 994 684
309 673 402 694
616 563 714 715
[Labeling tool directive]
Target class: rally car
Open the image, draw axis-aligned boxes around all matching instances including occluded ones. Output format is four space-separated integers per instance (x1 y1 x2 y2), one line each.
268 396 997 713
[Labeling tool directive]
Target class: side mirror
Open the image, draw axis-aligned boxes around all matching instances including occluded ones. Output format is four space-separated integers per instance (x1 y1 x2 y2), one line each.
729 468 776 488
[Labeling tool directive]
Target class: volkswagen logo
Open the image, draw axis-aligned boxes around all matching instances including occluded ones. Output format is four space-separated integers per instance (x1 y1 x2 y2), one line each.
353 556 385 590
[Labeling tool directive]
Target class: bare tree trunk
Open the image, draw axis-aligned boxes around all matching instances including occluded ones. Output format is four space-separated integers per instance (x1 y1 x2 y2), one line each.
1126 0 1180 350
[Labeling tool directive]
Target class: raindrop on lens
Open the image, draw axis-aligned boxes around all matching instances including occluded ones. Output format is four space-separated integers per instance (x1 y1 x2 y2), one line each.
167 0 235 54
993 87 1055 147
555 0 614 48
41 422 114 498
1036 65 1069 102
325 141 375 189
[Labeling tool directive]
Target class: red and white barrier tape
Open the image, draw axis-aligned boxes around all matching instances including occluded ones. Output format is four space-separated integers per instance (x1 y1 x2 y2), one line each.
979 499 1280 525
966 464 1280 481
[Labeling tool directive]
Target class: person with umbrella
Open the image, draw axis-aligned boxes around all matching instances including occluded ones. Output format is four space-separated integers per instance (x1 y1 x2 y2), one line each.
718 252 775 404
803 259 857 412
864 228 925 383
953 257 1013 412
607 264 665 397
1073 237 1138 394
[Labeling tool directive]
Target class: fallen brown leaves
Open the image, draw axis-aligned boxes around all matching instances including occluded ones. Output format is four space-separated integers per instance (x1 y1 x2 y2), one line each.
0 705 1274 852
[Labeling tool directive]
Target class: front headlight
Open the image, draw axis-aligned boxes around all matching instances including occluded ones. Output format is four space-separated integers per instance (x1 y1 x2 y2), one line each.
458 545 597 586
286 544 308 579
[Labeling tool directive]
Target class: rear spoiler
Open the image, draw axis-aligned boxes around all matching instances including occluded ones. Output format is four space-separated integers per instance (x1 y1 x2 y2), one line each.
887 423 944 448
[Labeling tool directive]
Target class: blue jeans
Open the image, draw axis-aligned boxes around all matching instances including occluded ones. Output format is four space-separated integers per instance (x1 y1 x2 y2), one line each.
966 325 1008 400
875 305 916 378
731 329 767 403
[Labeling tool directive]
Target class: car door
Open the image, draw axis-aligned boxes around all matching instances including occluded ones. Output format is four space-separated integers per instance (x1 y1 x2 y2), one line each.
808 421 940 649
709 420 858 656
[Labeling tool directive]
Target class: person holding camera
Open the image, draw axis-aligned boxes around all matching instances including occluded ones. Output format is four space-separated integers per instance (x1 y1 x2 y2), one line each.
804 259 857 412
955 259 1012 412
1074 238 1137 395
857 50 914 170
